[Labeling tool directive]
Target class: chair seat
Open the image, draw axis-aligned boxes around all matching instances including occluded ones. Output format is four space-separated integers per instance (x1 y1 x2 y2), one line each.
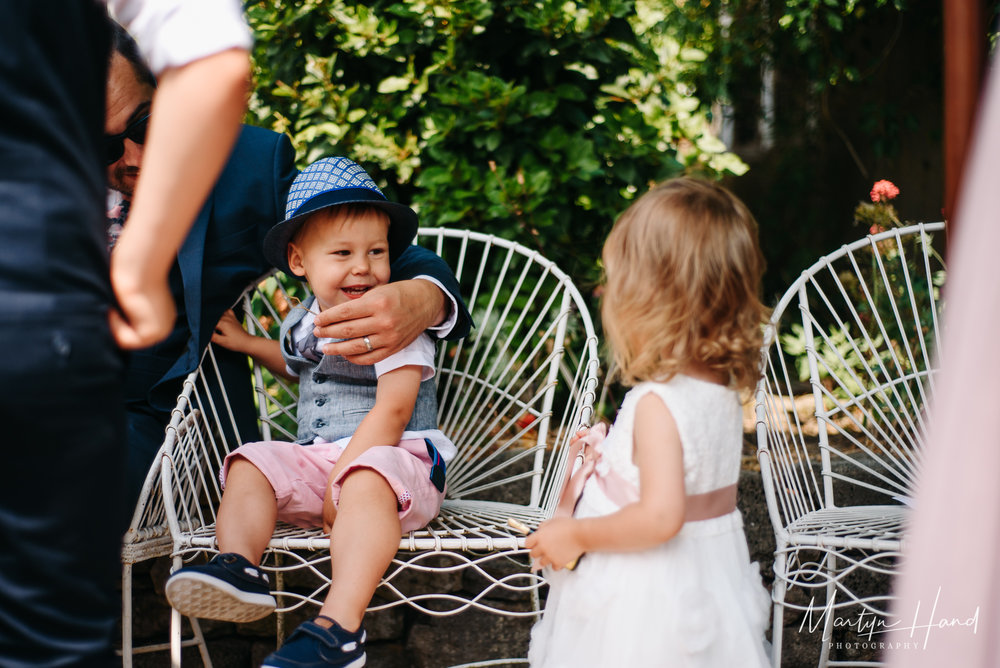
121 533 173 564
175 502 550 617
784 505 908 552
179 500 547 553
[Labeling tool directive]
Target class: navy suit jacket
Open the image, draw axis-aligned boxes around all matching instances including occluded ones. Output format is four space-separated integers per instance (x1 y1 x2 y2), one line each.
124 125 296 502
126 126 296 410
124 125 471 504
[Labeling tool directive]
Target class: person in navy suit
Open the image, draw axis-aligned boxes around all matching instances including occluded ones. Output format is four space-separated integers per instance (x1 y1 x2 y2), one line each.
107 23 471 508
1 2 251 664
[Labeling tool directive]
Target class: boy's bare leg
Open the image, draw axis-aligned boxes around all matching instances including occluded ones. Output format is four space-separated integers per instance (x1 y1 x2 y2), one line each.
319 468 401 631
165 456 277 622
216 457 279 562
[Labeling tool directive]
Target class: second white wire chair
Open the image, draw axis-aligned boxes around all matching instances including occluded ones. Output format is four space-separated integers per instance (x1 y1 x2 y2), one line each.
754 222 945 666
160 227 601 663
121 446 210 666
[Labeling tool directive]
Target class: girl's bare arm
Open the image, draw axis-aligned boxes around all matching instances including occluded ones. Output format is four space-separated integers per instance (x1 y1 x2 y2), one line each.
526 392 685 570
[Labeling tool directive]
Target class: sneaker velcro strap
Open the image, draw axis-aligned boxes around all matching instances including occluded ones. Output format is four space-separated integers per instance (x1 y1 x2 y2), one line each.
292 619 360 651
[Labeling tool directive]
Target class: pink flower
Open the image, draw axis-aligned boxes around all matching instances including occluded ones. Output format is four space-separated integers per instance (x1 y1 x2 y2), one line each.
870 179 900 203
869 224 885 235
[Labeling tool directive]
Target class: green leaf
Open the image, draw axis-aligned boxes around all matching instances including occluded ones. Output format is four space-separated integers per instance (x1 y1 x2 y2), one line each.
377 76 412 94
679 47 707 62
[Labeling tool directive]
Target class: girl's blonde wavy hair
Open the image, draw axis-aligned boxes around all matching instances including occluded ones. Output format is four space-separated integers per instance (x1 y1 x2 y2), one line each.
601 178 768 391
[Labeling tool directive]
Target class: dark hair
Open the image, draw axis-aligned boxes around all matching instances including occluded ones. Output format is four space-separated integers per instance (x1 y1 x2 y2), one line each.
108 20 156 88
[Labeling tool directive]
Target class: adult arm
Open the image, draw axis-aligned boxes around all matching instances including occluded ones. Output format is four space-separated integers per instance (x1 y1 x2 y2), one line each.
526 392 686 570
109 49 249 348
389 244 469 335
107 0 251 349
313 245 472 364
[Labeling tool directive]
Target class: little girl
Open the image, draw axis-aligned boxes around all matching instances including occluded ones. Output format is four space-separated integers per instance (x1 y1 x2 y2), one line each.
526 178 772 667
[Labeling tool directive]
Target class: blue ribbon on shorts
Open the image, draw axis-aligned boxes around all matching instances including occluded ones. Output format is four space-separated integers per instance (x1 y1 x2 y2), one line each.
424 438 446 493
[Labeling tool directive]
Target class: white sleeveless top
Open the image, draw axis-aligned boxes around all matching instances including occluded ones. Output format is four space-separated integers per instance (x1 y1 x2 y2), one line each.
578 375 743 518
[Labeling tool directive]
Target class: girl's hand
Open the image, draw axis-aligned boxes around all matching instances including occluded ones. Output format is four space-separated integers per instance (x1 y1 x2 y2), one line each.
211 309 252 352
553 423 607 519
567 423 608 459
525 517 585 572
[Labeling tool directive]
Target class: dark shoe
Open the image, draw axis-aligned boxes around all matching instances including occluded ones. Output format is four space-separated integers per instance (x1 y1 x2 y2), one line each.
164 552 275 622
262 616 366 668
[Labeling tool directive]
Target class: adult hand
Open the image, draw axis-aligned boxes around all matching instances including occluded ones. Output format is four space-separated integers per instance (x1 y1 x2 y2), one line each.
312 279 446 364
107 251 175 349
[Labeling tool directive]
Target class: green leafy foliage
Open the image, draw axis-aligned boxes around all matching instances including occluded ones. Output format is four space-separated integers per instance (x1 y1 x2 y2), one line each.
244 0 747 293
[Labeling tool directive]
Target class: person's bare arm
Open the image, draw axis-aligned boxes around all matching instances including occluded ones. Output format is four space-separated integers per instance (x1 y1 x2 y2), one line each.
312 280 447 365
109 48 249 349
526 393 686 570
321 365 424 532
211 310 295 381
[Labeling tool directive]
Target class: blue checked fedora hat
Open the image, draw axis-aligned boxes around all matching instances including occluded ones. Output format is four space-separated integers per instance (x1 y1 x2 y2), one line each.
263 157 418 277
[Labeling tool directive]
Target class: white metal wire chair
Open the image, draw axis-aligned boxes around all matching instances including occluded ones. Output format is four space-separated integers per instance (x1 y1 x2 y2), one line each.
120 414 210 666
160 227 601 663
754 222 945 666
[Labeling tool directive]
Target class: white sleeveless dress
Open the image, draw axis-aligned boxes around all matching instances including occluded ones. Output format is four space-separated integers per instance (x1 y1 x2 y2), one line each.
528 376 771 667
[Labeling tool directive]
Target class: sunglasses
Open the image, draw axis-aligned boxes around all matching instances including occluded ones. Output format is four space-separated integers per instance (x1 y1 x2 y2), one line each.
105 112 150 165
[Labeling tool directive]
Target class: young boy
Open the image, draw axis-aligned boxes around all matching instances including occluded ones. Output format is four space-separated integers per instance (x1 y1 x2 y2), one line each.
165 157 455 668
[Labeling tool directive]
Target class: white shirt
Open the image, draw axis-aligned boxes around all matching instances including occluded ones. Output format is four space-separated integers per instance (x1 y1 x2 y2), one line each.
107 0 252 75
289 310 437 382
414 275 459 339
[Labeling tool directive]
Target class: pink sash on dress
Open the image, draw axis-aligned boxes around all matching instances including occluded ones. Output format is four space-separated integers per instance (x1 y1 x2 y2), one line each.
554 423 737 522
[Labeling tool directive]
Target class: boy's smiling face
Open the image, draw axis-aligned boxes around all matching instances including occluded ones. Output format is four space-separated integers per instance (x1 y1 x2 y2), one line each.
287 206 392 311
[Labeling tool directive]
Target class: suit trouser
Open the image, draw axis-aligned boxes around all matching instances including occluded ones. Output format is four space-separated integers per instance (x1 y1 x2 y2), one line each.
125 346 261 512
0 309 125 667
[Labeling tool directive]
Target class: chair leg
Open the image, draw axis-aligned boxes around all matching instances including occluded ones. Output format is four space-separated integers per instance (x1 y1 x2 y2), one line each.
275 555 286 648
190 617 211 667
771 597 785 668
122 562 134 668
529 581 542 624
770 551 787 668
170 606 183 668
170 553 184 668
816 554 836 668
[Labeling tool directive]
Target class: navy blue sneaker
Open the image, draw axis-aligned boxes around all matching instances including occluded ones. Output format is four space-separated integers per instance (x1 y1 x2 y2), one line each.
262 616 366 668
165 552 275 622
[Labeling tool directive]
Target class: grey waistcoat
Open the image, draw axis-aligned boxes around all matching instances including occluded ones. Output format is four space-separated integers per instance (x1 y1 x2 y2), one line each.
281 298 439 445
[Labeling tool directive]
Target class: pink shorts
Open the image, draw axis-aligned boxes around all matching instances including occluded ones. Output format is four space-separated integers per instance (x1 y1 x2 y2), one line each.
221 438 445 533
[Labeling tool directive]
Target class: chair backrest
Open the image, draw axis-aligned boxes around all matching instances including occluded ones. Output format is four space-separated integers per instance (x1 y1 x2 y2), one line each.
754 223 945 529
415 229 601 511
163 228 600 535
